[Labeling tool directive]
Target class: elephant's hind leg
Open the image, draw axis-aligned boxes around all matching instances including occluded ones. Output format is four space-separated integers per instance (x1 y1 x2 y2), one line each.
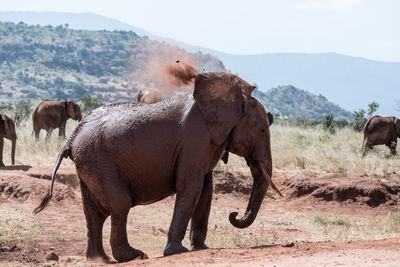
362 141 373 157
45 128 53 142
34 129 40 142
106 180 148 262
386 140 398 155
80 180 110 263
190 172 212 251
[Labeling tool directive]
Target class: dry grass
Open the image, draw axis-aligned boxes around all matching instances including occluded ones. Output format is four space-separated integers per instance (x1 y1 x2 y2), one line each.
4 119 400 177
2 118 78 167
219 124 400 177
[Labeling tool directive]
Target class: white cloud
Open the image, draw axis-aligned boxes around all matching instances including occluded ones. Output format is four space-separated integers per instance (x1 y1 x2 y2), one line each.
295 0 362 10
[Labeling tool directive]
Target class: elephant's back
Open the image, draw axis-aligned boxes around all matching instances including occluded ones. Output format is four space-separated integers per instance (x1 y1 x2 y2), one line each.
70 98 189 166
69 100 187 204
364 116 395 143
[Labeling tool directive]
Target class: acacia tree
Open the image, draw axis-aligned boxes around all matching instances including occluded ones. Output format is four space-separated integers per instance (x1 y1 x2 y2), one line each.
367 101 379 118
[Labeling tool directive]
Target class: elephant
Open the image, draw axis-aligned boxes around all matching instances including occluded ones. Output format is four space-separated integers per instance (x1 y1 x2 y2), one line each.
362 115 400 156
32 99 82 141
34 71 281 263
137 90 163 104
0 114 17 167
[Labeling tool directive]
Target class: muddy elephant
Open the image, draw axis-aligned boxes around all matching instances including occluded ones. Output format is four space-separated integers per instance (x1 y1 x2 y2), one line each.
362 115 400 156
0 114 17 167
34 70 281 263
137 90 163 104
32 99 82 141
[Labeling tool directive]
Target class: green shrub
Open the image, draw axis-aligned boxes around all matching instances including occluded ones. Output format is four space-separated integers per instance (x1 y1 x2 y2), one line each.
322 113 337 134
13 100 32 126
81 94 103 114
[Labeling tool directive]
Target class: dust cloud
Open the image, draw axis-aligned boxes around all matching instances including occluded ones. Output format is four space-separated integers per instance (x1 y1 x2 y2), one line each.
130 44 199 97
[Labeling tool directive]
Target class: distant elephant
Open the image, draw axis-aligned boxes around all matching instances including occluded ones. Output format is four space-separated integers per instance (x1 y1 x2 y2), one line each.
362 115 400 156
0 114 17 167
137 90 163 104
32 99 82 141
34 71 281 263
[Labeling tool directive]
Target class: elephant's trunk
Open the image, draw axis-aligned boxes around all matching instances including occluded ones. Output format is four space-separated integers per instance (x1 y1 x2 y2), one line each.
229 160 281 229
11 138 16 166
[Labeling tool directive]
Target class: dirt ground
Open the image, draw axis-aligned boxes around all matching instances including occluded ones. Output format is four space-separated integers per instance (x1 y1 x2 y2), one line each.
0 166 399 266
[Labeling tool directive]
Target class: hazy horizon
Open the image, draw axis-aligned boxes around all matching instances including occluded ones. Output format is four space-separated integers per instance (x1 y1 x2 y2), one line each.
0 0 399 62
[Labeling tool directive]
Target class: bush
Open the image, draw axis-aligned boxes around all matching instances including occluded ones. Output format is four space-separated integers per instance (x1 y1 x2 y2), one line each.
351 109 366 132
13 99 32 126
351 101 379 132
322 113 337 134
81 94 103 114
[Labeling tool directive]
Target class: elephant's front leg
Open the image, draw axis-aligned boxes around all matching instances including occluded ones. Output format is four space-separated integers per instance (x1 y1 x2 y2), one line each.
387 140 398 155
164 174 204 256
58 121 67 139
190 172 212 250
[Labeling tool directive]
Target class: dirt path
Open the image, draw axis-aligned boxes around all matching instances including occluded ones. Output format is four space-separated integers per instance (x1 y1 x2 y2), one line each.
0 167 399 266
133 239 400 267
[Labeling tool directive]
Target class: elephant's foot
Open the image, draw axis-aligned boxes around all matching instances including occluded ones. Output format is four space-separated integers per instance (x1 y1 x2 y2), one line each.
192 243 209 251
112 246 148 262
163 243 189 256
86 247 111 264
86 255 111 264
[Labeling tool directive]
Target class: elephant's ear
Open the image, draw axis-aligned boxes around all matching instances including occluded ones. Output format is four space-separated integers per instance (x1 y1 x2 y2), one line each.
193 72 255 145
1 114 9 134
66 100 75 117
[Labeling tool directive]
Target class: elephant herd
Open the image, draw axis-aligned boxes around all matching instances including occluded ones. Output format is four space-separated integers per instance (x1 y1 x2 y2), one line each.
0 99 82 167
0 69 396 263
0 91 162 167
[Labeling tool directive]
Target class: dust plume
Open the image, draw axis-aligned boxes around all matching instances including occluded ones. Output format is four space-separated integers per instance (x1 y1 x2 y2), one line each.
165 60 197 86
130 43 199 97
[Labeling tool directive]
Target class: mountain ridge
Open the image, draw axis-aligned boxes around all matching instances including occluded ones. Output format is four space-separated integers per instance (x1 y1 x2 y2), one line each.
1 11 398 115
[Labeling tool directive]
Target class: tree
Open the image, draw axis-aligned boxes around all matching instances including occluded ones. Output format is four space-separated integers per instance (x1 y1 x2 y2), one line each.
351 101 380 132
322 113 336 134
351 108 366 132
367 101 379 118
81 94 103 114
13 100 32 126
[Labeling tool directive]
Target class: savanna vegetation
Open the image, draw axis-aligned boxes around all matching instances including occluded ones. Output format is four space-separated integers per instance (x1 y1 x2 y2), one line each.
0 21 225 105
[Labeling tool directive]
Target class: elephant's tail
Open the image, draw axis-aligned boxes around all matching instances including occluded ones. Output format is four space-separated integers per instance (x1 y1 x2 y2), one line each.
33 146 70 214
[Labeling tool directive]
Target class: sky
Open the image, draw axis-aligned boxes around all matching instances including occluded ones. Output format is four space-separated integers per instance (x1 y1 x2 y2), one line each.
1 0 399 62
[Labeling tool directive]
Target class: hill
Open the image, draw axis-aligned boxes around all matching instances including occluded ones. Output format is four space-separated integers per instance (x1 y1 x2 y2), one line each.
215 52 400 116
0 21 225 103
253 85 352 120
0 18 353 121
2 11 398 115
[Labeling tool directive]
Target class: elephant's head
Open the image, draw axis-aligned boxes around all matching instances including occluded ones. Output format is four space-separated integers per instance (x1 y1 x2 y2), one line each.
0 114 17 165
395 117 400 138
66 100 82 122
193 72 281 229
137 90 144 102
